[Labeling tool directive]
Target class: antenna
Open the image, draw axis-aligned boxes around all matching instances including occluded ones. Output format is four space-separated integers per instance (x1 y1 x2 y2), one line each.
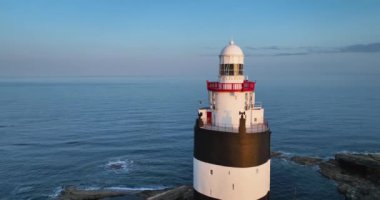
229 36 234 45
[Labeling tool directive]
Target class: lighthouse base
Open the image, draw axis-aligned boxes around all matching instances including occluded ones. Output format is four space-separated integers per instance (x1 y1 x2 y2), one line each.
193 127 271 200
193 158 270 200
193 189 270 200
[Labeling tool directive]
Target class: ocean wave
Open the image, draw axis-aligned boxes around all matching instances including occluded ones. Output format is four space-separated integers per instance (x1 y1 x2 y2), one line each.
0 124 14 128
64 141 81 145
12 185 34 195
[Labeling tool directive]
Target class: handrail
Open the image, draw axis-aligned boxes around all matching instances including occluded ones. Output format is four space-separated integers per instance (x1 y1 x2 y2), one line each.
207 80 255 92
200 121 269 134
254 102 263 109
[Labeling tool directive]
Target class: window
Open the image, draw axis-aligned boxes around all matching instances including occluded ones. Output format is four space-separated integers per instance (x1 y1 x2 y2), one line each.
239 64 244 75
228 64 234 75
232 184 235 190
219 64 244 76
220 64 231 75
210 169 213 175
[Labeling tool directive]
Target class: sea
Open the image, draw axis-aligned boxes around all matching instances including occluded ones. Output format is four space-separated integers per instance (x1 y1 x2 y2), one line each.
0 75 379 200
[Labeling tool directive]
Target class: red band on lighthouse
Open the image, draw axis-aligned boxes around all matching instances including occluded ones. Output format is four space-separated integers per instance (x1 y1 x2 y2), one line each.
206 80 255 92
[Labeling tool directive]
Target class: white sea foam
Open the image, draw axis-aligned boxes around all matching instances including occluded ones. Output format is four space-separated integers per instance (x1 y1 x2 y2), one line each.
105 159 133 173
14 185 34 194
338 150 380 155
272 150 295 158
48 186 63 199
80 186 101 190
105 186 167 191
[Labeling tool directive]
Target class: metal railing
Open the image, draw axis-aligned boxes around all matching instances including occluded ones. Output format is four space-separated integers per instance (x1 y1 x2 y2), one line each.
253 102 263 110
200 121 269 134
207 80 255 92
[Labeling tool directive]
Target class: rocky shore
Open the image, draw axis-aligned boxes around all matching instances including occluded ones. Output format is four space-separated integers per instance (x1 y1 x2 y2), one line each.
58 185 193 200
57 152 379 200
272 151 380 200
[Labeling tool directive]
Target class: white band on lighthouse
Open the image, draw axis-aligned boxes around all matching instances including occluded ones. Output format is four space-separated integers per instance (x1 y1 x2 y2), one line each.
193 158 270 200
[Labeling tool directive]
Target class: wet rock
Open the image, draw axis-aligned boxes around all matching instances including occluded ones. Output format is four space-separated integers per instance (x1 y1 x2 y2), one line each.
58 186 136 200
57 185 193 200
271 151 380 199
147 185 193 200
290 156 323 166
335 153 380 184
270 151 285 159
319 153 380 200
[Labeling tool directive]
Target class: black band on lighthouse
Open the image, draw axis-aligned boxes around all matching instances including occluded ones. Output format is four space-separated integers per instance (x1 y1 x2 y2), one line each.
194 126 271 168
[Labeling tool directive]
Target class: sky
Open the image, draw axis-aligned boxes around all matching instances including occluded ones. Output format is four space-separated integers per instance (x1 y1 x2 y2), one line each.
0 0 380 80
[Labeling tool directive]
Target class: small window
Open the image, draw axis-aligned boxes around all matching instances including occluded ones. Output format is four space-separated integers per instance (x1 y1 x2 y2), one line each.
210 170 213 175
228 64 234 75
232 184 235 190
256 168 259 174
239 64 243 75
254 118 257 122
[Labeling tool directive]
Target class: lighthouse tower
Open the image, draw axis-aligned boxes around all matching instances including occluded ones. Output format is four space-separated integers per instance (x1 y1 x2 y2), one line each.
193 41 271 200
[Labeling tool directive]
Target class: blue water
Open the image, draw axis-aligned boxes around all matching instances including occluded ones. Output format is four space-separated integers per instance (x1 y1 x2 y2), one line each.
0 76 379 200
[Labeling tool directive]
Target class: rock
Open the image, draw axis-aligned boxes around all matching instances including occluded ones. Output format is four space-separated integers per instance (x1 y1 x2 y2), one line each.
106 162 126 170
290 156 323 166
270 151 285 159
271 151 380 199
147 185 193 200
335 153 380 184
57 185 193 200
319 153 380 200
57 186 138 200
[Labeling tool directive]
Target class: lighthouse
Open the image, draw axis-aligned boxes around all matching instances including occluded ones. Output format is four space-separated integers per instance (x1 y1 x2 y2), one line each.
193 41 271 200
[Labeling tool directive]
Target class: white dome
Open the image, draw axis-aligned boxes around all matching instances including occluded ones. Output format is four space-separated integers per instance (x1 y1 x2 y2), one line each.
220 40 244 56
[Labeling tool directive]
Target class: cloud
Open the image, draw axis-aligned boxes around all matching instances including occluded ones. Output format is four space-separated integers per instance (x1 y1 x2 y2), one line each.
339 43 380 53
273 52 310 56
246 46 281 50
244 42 380 56
200 42 380 57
